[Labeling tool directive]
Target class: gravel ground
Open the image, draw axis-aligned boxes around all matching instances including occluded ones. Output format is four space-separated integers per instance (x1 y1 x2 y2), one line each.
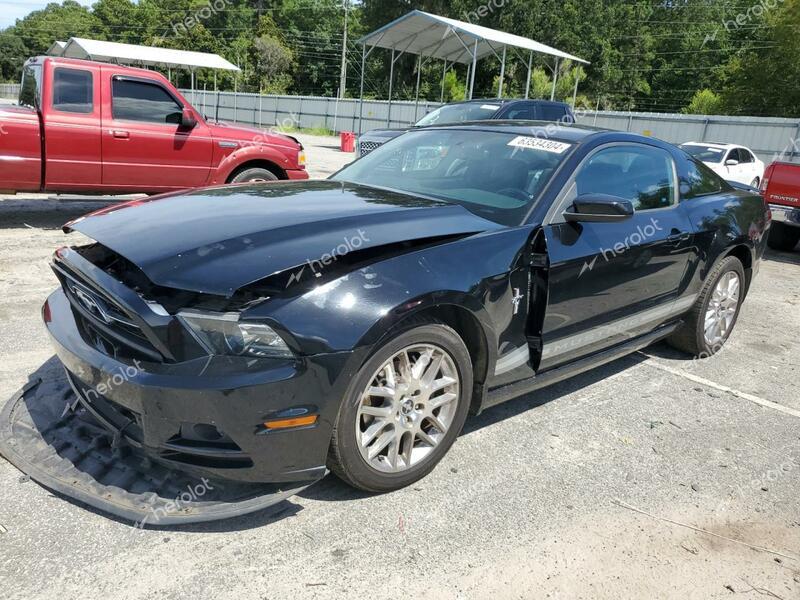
0 135 798 599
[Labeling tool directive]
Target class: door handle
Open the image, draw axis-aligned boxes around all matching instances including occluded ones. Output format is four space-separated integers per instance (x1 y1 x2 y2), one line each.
111 130 130 139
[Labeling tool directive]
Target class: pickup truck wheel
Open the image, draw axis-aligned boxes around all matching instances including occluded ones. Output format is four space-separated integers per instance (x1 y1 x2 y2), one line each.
327 324 472 493
667 256 745 357
767 222 800 251
230 167 279 183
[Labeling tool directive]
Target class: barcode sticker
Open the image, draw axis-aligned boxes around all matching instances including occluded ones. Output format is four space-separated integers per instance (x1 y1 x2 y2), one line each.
507 136 572 154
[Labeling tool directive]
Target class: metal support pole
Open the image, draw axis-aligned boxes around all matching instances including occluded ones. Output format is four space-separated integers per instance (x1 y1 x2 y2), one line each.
550 58 559 101
524 51 532 99
358 45 366 135
339 0 348 99
441 59 447 102
387 48 395 127
465 62 471 98
497 46 506 98
190 70 195 105
214 71 217 92
571 72 579 108
414 54 421 123
469 40 477 99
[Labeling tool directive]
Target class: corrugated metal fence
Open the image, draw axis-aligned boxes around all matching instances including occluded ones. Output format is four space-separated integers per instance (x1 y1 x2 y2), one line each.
185 89 441 134
0 83 19 99
2 81 797 164
186 90 800 164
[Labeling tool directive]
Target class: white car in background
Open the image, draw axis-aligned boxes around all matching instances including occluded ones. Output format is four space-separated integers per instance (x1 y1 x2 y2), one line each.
680 142 765 188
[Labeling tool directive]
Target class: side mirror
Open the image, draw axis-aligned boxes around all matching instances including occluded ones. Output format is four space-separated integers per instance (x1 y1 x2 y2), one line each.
725 159 739 166
563 193 634 223
180 108 197 128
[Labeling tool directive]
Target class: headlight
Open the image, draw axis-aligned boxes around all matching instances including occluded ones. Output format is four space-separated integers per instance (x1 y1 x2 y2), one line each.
178 310 293 359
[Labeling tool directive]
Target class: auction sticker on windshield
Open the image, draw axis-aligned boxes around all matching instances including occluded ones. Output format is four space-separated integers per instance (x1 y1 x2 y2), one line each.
507 136 572 154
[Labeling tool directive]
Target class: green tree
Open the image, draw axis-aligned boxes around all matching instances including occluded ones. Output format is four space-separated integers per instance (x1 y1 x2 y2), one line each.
441 69 466 101
683 88 723 115
720 0 800 116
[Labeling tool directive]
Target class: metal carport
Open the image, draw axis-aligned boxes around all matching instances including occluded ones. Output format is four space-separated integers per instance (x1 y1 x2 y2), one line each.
356 10 589 132
49 37 239 93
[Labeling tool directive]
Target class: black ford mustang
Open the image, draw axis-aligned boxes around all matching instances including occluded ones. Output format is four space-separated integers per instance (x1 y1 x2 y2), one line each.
41 123 769 499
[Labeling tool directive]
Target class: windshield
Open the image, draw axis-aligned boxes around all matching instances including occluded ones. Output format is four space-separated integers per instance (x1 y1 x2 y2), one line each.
331 129 573 226
415 103 502 127
681 144 725 163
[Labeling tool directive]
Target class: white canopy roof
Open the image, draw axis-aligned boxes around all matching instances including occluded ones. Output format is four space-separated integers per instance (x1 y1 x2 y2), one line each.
57 37 240 71
357 10 588 65
47 41 66 56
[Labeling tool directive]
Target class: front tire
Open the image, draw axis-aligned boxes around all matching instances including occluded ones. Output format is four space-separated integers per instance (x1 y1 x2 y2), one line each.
230 167 279 183
767 222 800 251
328 324 473 493
667 256 745 357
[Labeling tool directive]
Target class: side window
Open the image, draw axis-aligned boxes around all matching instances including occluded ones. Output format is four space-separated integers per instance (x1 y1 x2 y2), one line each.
505 104 534 120
52 68 93 114
539 104 569 122
112 78 183 125
573 145 676 210
739 149 753 163
682 159 725 198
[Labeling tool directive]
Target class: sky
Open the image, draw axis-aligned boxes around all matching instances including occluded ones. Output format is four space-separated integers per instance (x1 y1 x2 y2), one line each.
0 0 94 29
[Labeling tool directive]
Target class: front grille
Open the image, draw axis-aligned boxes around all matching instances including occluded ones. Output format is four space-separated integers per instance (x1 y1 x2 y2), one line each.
359 140 383 155
57 269 163 362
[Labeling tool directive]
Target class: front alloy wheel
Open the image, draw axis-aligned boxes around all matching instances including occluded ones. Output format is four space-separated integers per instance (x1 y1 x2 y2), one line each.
356 344 460 473
328 324 472 492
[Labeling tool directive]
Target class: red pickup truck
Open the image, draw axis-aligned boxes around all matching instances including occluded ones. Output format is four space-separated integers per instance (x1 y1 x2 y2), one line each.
0 56 308 195
761 161 800 251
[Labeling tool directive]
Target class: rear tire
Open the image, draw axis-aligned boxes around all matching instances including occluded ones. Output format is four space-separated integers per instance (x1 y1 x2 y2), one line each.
328 324 472 493
230 167 279 183
667 256 745 357
750 177 760 188
767 222 800 251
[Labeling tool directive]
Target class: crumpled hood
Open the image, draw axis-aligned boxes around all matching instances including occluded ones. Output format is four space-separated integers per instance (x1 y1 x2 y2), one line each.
65 181 501 296
207 120 300 149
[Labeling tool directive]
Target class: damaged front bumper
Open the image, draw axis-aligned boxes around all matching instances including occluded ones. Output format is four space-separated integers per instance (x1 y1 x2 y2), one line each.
0 369 314 525
42 288 350 485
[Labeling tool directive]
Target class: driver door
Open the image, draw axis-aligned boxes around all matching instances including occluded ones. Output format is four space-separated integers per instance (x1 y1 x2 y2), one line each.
100 70 212 191
538 143 695 370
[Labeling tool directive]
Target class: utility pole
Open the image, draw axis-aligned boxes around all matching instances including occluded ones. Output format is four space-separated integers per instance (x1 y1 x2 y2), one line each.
339 0 348 98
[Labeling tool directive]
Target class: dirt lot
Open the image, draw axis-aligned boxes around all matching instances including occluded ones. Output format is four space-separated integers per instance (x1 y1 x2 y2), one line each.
0 135 799 600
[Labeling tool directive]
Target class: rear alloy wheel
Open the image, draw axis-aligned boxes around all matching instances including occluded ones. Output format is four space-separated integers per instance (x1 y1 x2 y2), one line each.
328 324 472 492
667 256 745 357
767 222 800 251
750 177 760 188
230 167 279 183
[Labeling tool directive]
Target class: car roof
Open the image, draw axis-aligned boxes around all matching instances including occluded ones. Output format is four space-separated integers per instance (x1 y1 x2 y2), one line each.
443 98 571 107
419 120 611 143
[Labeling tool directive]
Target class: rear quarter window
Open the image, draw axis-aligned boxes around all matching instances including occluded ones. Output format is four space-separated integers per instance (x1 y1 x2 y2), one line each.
682 159 727 199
